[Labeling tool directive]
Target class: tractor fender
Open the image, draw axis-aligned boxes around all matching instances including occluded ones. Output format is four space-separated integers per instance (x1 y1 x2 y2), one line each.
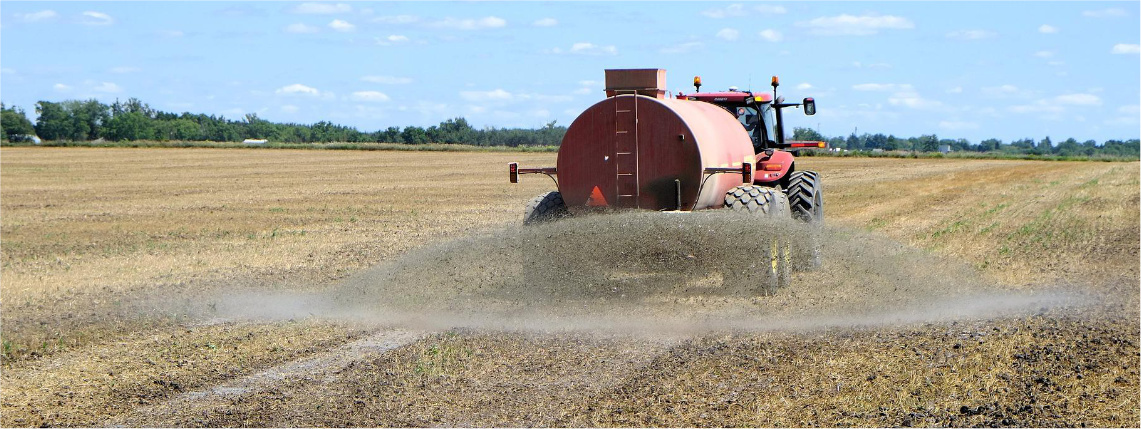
753 150 795 185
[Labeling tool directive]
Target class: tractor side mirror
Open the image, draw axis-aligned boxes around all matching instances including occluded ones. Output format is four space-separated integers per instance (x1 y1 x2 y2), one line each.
803 98 816 116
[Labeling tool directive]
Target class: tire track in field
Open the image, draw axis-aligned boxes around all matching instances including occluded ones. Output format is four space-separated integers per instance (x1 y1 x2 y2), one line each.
104 328 426 427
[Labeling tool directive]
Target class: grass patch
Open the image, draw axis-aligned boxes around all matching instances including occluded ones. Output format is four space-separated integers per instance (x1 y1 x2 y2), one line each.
802 149 1138 162
1 140 559 152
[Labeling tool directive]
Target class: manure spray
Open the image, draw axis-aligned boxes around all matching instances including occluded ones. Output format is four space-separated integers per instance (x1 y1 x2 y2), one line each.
210 212 1087 334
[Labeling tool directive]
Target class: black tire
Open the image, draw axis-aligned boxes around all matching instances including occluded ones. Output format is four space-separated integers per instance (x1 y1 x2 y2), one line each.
523 191 569 225
786 171 823 270
785 170 823 223
724 185 791 216
723 185 791 294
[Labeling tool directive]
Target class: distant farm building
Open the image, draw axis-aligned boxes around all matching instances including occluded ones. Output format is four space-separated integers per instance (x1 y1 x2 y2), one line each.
243 139 268 145
938 144 952 153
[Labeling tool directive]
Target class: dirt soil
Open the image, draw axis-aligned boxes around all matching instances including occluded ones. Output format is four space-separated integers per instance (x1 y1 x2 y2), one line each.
1 148 1138 427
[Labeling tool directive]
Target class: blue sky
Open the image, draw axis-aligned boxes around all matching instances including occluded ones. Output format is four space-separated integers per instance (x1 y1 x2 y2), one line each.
2 1 1138 142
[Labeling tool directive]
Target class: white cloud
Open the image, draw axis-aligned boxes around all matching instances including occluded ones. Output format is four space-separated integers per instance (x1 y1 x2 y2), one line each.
1119 105 1141 115
92 82 121 93
280 105 299 113
569 42 617 55
701 4 747 19
888 91 942 109
81 11 113 26
109 66 140 74
285 23 319 34
852 83 912 92
1083 8 1126 18
982 84 1021 97
160 30 185 38
1011 93 1103 114
755 5 787 14
758 29 783 42
432 16 506 30
53 83 71 92
350 91 390 102
1038 24 1058 34
20 10 57 22
799 14 913 36
946 29 995 40
852 83 939 109
660 42 703 54
276 83 320 96
329 19 355 32
1111 43 1140 54
292 3 351 14
946 87 962 94
361 75 412 84
460 89 513 101
376 35 410 45
373 15 418 24
939 120 978 130
796 83 813 90
533 18 557 27
574 80 602 95
1055 93 1101 106
716 28 739 41
1034 50 1054 58
1009 101 1063 114
702 3 785 18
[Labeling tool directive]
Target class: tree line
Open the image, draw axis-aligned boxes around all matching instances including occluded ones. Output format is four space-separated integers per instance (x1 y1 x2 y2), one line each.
1 98 566 147
2 98 1138 159
791 128 1139 159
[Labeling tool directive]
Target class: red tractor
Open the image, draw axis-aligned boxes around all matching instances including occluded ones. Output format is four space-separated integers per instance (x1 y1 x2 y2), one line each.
510 68 823 224
509 69 824 292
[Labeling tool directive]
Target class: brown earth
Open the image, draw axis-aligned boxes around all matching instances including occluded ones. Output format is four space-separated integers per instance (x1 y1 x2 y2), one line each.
1 147 1138 427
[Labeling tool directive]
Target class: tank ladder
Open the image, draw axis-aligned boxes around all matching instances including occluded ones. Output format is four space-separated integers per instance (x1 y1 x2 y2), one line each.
613 94 640 208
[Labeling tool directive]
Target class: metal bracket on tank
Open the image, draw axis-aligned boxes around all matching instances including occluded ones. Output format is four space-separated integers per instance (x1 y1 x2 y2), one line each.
508 162 558 187
695 161 754 202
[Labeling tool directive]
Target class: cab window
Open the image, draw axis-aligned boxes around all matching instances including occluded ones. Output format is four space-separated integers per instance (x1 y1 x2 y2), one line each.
734 104 776 152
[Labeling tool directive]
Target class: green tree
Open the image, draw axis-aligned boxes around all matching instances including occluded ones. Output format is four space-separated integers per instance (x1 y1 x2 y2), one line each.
103 112 154 141
1 103 36 141
401 126 428 144
791 127 825 142
979 138 1002 152
917 134 939 152
34 101 73 140
76 99 110 139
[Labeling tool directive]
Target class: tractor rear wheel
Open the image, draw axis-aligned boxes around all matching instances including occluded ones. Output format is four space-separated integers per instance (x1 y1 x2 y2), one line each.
785 170 823 223
785 171 823 270
722 185 791 293
523 191 569 225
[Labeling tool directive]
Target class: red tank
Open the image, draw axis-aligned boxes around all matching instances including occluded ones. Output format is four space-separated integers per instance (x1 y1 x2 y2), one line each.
556 94 756 212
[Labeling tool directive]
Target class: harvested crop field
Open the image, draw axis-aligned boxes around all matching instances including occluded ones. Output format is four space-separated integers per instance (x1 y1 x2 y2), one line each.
1 147 1138 427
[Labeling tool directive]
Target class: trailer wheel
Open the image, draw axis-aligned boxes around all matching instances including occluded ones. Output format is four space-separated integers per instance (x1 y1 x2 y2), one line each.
723 185 790 216
785 171 823 223
523 191 569 225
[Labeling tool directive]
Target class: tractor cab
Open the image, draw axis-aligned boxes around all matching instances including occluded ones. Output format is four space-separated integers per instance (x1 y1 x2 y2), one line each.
677 76 822 155
677 89 778 153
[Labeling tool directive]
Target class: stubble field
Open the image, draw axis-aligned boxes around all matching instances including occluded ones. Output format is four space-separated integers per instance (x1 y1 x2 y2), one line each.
1 147 1138 427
